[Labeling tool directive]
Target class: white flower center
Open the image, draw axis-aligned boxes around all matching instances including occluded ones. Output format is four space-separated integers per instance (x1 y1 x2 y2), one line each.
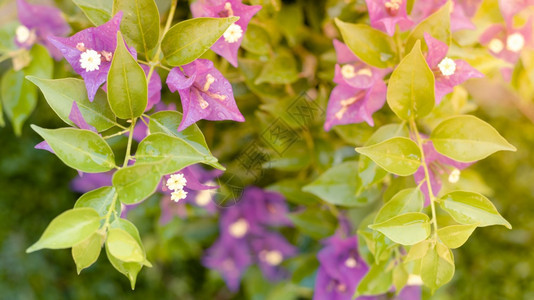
341 64 355 79
506 33 525 52
171 189 188 202
261 250 283 266
438 57 456 76
223 23 243 43
195 186 215 206
407 274 424 286
488 38 504 53
229 218 249 238
15 25 31 43
166 173 187 191
448 168 461 183
79 50 102 72
357 68 373 77
337 283 347 292
344 257 358 268
385 0 402 12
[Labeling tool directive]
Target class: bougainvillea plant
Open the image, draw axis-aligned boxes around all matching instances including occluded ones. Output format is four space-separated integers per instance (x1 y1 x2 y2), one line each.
0 0 528 298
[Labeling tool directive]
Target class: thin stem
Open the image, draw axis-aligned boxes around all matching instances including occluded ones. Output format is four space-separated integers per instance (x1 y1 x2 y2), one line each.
409 118 439 238
103 128 130 139
146 0 178 82
123 118 137 168
139 115 150 127
326 203 340 218
102 193 119 230
114 122 128 130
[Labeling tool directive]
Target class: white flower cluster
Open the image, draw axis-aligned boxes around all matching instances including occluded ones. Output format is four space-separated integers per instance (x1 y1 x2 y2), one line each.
166 173 188 202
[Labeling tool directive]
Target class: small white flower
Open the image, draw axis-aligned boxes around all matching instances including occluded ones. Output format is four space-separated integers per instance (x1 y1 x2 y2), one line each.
262 250 283 266
171 189 188 202
438 57 456 76
407 274 423 286
344 257 358 268
223 23 243 43
15 25 31 43
341 64 355 79
488 38 504 53
506 33 525 53
229 218 249 238
79 49 102 72
448 168 461 183
166 173 187 191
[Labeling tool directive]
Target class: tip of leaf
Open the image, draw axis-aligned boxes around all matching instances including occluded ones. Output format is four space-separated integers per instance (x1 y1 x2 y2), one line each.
129 274 137 290
30 124 40 131
76 267 82 275
507 143 517 152
504 221 512 230
230 16 240 23
143 259 153 268
26 243 40 253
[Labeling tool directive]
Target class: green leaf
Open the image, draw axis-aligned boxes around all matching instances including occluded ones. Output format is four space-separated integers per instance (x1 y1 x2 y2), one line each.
241 24 271 55
148 111 224 169
161 17 239 66
107 32 147 119
289 254 319 284
26 77 117 132
113 0 160 55
72 232 104 274
437 224 478 249
356 137 422 176
359 123 408 187
334 19 397 68
31 126 116 173
375 188 424 223
26 208 100 253
438 191 512 229
393 262 409 294
369 212 431 245
0 89 4 127
267 179 320 205
105 243 143 290
288 209 336 240
72 0 112 25
74 186 119 217
371 231 397 263
1 69 36 136
303 161 371 207
254 49 299 84
420 242 455 293
111 218 152 267
106 228 145 263
354 259 393 297
112 163 161 204
387 40 435 120
136 133 221 173
405 240 432 262
430 115 517 162
406 2 451 52
25 44 54 79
